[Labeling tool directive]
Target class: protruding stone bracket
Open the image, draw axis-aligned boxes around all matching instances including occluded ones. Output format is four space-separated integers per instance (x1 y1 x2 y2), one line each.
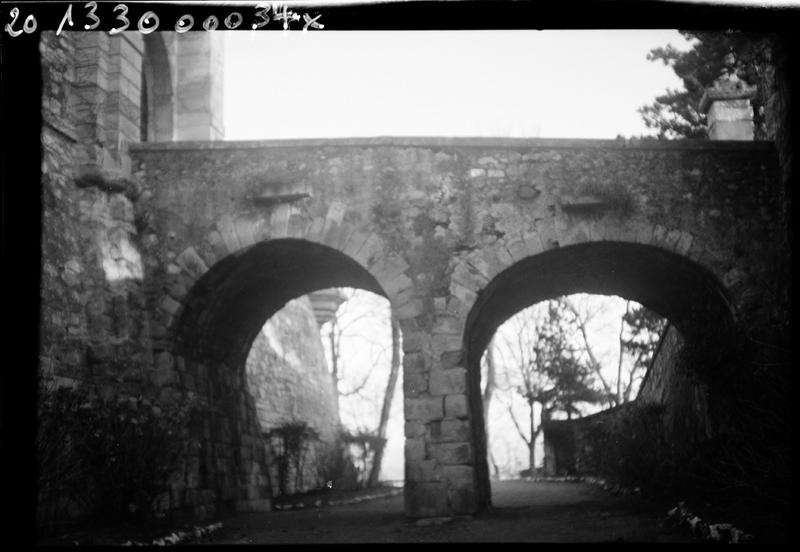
248 192 312 206
561 195 609 214
75 165 142 201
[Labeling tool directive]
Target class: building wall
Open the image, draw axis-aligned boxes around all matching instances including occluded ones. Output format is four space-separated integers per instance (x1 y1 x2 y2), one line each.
38 30 340 520
246 296 341 495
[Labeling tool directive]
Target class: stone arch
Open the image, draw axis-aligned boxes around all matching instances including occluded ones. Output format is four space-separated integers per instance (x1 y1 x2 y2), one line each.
141 33 174 142
150 205 417 512
457 239 737 512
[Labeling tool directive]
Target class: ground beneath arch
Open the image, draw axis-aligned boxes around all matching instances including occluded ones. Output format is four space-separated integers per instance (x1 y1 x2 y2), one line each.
204 480 698 543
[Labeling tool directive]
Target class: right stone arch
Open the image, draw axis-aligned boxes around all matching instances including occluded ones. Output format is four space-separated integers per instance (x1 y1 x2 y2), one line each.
462 240 737 511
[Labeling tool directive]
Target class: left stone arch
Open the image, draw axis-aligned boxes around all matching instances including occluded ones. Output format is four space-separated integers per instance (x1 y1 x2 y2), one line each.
148 200 420 514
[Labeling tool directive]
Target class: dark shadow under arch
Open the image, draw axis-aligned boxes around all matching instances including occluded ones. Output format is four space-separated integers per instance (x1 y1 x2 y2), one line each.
462 241 736 512
173 238 386 368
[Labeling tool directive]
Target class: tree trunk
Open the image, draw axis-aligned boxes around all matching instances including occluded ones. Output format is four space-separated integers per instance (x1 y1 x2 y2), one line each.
528 400 537 474
367 315 401 488
483 338 497 436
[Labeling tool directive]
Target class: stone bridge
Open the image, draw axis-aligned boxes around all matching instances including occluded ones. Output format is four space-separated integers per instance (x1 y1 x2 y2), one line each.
129 136 782 517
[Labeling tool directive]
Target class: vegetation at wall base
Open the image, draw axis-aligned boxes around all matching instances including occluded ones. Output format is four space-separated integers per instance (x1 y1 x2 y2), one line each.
36 377 199 536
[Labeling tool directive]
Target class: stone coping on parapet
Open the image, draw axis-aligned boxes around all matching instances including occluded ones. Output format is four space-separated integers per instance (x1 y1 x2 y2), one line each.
129 136 776 153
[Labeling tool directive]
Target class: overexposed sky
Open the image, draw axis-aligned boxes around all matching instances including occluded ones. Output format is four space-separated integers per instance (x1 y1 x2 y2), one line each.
224 30 693 140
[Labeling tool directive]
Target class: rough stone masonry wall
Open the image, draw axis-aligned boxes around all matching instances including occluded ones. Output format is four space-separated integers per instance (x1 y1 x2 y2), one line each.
246 296 340 495
132 136 783 518
40 30 154 396
637 325 713 444
543 324 713 477
38 30 341 520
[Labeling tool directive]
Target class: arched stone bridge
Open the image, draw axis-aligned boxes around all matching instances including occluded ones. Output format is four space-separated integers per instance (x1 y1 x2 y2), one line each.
129 136 781 517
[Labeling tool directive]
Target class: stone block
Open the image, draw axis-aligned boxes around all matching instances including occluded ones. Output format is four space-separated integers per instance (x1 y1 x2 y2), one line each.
450 283 478 309
405 396 444 421
176 246 209 280
433 419 472 443
380 272 413 299
395 298 424 320
341 231 370 259
442 464 474 487
408 459 441 483
676 231 694 255
430 442 471 465
404 371 428 397
450 262 488 292
405 421 426 439
429 368 467 396
206 230 229 259
406 482 449 518
432 333 463 355
160 295 181 315
323 200 347 228
444 394 469 418
234 218 260 248
432 314 460 335
505 235 528 262
403 351 427 372
405 438 426 462
218 219 241 253
447 481 477 515
439 349 463 369
372 254 411 283
269 204 291 238
353 234 384 267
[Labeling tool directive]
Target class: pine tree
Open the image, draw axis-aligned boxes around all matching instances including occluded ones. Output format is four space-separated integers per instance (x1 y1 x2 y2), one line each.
639 31 774 139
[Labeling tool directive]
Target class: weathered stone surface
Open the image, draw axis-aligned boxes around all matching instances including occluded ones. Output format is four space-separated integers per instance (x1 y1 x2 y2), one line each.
404 372 428 398
429 442 471 465
430 418 472 443
444 394 469 418
406 396 444 421
405 438 426 462
407 459 441 482
429 367 467 396
406 482 449 518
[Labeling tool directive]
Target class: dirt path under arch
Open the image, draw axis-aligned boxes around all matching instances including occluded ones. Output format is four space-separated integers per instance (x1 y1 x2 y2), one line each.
203 479 698 543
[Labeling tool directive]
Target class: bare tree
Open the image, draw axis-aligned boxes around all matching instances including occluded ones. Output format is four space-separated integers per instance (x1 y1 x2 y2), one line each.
562 297 665 407
492 299 605 473
367 314 401 487
322 289 402 488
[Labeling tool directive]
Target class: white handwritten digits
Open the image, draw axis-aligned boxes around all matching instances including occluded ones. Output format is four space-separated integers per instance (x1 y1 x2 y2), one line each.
202 15 218 31
175 13 193 33
252 3 270 29
109 4 130 35
138 11 159 34
303 13 324 31
57 3 74 36
273 3 300 30
5 7 37 37
224 11 243 29
84 1 100 30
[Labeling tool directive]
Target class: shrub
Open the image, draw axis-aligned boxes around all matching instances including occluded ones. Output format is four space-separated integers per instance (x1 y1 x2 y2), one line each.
340 429 386 488
264 421 320 497
313 437 360 493
575 403 673 493
37 381 198 533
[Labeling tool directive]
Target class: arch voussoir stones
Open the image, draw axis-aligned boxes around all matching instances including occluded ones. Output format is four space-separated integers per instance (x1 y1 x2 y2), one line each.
267 204 293 239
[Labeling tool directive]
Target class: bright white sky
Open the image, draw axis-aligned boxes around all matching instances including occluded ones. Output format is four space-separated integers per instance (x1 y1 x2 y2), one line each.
224 30 692 140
